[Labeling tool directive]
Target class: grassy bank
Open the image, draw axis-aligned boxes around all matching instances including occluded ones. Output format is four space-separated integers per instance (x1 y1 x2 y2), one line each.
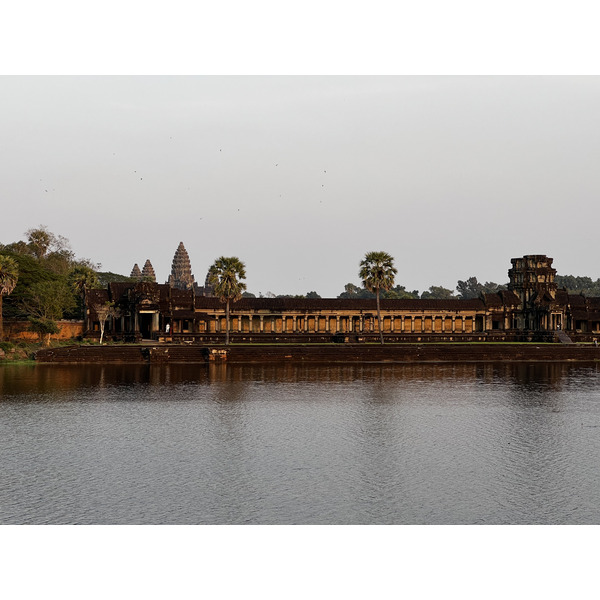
0 339 104 363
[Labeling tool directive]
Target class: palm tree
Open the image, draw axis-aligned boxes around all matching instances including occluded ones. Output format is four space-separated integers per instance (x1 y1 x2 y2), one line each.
68 265 99 298
68 265 100 320
0 255 19 341
207 256 247 345
359 251 397 344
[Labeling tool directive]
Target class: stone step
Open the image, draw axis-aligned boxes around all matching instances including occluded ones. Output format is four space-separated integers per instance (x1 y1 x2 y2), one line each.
556 330 574 344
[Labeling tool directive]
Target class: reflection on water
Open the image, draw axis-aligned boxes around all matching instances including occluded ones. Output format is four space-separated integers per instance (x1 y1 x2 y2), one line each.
3 361 598 395
1 362 600 524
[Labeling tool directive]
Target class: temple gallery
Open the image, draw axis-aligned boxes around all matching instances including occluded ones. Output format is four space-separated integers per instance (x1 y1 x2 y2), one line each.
84 245 600 343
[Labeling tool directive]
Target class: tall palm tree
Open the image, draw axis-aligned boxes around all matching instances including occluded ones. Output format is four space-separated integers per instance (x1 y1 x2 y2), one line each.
68 265 99 298
0 255 19 342
207 256 247 345
68 265 100 319
359 251 397 344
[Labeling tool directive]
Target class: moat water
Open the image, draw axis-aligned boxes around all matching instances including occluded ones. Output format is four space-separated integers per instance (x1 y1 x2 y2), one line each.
1 362 600 524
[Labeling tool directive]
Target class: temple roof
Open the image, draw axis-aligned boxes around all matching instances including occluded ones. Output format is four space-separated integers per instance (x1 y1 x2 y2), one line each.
193 297 487 311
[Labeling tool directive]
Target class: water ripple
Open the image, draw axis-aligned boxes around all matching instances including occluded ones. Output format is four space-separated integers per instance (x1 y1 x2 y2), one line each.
1 362 600 523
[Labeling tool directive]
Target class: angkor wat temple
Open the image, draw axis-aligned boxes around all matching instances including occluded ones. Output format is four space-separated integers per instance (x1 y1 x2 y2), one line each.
84 251 600 343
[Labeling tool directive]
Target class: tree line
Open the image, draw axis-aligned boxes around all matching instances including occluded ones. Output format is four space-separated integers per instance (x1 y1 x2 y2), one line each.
337 277 508 300
0 226 110 343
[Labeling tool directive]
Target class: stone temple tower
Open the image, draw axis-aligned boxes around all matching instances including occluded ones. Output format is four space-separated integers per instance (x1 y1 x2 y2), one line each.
168 242 195 290
141 259 156 282
130 263 142 281
508 255 557 304
508 255 558 331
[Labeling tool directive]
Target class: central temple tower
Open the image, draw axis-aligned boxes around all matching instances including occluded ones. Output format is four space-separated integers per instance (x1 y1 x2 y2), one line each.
168 242 196 290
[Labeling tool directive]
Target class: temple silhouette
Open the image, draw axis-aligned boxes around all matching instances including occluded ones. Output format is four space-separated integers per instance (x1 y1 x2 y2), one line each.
84 250 600 343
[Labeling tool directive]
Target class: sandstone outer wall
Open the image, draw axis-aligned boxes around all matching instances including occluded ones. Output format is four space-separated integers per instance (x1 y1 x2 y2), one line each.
4 320 84 342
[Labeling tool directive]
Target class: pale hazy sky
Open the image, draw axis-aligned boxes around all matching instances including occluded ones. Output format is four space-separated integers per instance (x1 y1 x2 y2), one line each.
2 76 600 296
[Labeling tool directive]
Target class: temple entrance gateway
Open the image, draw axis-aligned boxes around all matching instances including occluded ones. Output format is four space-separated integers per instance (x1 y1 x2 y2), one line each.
139 311 159 339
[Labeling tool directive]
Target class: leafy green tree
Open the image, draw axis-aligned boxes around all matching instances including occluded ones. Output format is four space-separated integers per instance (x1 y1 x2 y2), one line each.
456 277 483 299
305 291 321 299
0 252 55 319
0 240 34 257
20 280 76 322
342 283 361 297
0 255 19 341
359 251 397 344
1 229 101 334
555 275 600 296
383 285 420 299
339 282 417 300
207 256 247 345
456 277 507 299
481 281 507 294
338 283 375 299
421 286 455 299
28 317 60 346
26 225 54 259
24 226 82 275
339 283 360 298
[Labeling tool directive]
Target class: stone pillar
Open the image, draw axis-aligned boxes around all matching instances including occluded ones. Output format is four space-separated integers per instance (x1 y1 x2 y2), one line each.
248 315 252 333
260 316 264 333
411 316 415 333
293 315 297 333
451 317 456 333
336 316 340 333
